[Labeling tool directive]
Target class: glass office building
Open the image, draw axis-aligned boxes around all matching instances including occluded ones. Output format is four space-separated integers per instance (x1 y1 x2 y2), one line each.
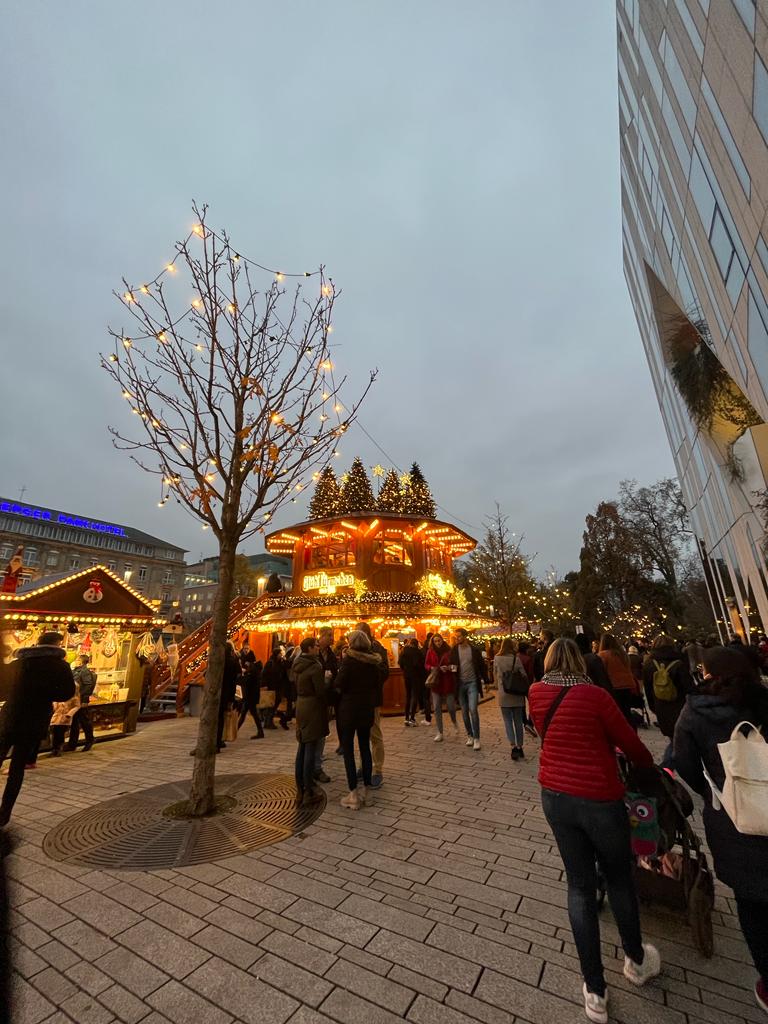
618 0 768 637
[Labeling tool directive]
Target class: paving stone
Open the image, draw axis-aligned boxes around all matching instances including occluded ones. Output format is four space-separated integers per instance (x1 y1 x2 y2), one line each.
102 883 159 914
204 904 272 946
61 892 143 937
23 869 90 904
18 897 75 933
271 870 348 909
287 1007 337 1024
94 948 169 999
319 986 406 1024
117 920 211 979
14 921 51 950
216 874 297 914
11 974 56 1024
186 956 298 1024
336 893 434 941
192 924 261 969
366 929 480 992
355 851 434 884
96 983 150 1023
66 962 113 997
148 979 234 1024
251 951 334 1007
161 885 221 919
259 931 338 976
29 966 79 1005
429 872 521 914
408 994 508 1024
386 964 448 1002
51 920 117 960
407 850 491 884
325 958 415 1014
36 940 80 972
444 989 517 1024
143 901 206 938
283 898 379 948
337 943 392 978
294 927 344 954
427 922 543 985
57 990 116 1024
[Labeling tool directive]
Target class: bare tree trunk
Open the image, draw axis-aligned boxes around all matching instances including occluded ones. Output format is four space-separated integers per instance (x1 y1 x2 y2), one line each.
188 533 237 816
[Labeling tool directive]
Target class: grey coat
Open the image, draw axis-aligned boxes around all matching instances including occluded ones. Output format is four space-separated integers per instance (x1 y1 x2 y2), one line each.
493 655 527 709
293 654 329 744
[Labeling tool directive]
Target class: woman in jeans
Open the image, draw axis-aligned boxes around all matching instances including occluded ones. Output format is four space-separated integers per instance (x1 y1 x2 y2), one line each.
493 638 528 760
336 630 380 810
424 634 457 742
529 639 660 1024
673 646 768 1012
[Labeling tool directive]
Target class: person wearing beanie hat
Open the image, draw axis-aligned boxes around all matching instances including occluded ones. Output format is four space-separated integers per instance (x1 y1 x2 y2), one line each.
0 631 75 825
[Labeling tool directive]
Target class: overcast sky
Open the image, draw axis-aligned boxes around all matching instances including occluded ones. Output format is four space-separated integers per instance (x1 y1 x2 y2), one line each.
0 0 674 576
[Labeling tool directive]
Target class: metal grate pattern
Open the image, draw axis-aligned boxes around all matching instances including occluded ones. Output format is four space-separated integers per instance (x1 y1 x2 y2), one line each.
42 773 324 869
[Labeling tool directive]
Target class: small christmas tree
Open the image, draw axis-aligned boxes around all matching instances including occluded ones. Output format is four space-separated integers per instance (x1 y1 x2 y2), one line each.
339 457 376 513
402 462 437 517
308 466 342 519
377 469 403 513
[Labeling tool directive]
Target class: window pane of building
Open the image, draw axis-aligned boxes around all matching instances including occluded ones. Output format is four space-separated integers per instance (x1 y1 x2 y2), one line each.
709 207 734 279
754 54 768 144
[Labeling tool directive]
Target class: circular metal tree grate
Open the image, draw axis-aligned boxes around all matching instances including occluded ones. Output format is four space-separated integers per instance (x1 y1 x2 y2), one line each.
43 773 324 870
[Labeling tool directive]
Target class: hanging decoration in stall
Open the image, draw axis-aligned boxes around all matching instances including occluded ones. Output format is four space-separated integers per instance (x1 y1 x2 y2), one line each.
102 628 118 658
1 547 24 595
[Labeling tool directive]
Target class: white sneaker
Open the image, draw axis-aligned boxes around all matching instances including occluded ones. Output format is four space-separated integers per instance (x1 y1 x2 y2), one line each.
473 739 481 751
623 943 661 986
340 790 360 810
465 737 474 746
433 733 444 742
582 984 608 1024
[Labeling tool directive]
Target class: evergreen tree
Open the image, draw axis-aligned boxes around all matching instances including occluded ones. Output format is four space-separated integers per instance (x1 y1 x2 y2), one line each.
339 457 376 513
377 469 403 513
403 462 437 517
308 466 342 519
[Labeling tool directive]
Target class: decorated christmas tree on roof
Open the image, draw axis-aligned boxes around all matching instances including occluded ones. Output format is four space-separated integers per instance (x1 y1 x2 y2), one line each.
401 462 437 517
377 469 403 513
308 465 342 519
338 457 376 514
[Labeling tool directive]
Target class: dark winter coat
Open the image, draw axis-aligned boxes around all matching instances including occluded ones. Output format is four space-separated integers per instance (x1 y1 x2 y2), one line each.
220 650 241 708
369 639 390 708
583 652 613 691
336 649 380 730
398 644 424 683
261 655 288 697
72 665 97 703
0 646 75 745
242 660 262 705
293 653 329 744
642 646 695 737
449 642 488 692
317 645 339 682
673 693 768 901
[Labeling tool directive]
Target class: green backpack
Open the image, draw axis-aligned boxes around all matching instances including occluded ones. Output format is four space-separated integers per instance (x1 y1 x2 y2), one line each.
652 659 679 702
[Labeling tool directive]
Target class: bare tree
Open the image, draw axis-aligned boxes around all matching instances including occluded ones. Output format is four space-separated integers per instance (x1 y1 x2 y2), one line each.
465 505 534 627
102 204 375 815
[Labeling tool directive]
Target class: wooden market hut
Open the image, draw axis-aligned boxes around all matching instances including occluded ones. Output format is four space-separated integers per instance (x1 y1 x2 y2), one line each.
0 565 164 742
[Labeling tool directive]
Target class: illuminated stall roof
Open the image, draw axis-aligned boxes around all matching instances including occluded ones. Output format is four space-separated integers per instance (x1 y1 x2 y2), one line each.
240 600 497 634
0 565 164 628
265 513 476 557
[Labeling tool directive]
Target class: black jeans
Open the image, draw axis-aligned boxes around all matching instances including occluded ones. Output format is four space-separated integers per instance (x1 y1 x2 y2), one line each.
51 725 67 752
238 692 264 736
735 896 768 984
295 740 320 795
404 675 418 721
0 740 38 824
339 723 372 790
67 706 94 749
542 788 644 997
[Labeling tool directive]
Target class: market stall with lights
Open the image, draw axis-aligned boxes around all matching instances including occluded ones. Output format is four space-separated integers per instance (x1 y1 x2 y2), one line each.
1 566 165 742
236 510 496 713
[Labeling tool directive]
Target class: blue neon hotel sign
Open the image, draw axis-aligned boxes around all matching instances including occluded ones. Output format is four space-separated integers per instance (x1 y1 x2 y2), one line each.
0 502 127 538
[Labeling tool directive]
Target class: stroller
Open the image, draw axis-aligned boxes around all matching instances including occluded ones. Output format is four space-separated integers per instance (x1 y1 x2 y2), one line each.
597 762 715 957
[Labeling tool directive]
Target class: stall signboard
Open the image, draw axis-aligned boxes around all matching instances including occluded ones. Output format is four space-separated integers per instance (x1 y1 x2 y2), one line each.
302 571 355 595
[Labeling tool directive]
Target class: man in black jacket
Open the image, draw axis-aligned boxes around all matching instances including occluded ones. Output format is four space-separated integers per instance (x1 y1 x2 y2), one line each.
67 655 97 751
355 622 389 788
0 632 75 825
313 627 338 783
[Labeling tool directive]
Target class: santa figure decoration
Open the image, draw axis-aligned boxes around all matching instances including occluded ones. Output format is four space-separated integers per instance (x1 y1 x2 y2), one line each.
1 547 24 594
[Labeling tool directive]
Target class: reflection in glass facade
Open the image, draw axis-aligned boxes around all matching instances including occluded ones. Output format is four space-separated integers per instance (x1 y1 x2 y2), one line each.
618 0 768 637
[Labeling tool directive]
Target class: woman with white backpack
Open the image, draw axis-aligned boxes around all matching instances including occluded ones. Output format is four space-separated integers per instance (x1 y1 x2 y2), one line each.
673 646 768 1014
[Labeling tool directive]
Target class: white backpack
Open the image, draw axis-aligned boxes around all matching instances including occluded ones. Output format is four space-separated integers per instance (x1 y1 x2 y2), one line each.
704 721 768 836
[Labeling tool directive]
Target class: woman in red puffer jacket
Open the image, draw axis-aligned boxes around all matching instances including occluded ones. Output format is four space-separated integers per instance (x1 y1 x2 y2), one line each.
528 638 659 1024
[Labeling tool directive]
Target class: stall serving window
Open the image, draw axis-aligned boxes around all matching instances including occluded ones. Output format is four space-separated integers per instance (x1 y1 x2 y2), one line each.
374 531 413 566
308 536 356 569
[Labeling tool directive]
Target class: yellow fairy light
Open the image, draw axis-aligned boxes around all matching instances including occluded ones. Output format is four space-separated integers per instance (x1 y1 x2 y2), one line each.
205 473 215 482
180 443 188 450
192 224 204 236
271 413 283 424
227 303 236 314
140 285 150 295
196 343 204 351
191 298 203 309
109 353 118 362
321 284 332 297
319 414 328 422
334 403 343 413
157 331 166 343
321 361 333 372
326 324 334 334
122 390 131 399
123 291 135 304
275 272 285 283
232 254 240 263
166 263 177 274
123 338 132 348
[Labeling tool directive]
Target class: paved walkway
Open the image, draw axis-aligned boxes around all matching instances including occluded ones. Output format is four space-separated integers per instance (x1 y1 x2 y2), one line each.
5 707 760 1024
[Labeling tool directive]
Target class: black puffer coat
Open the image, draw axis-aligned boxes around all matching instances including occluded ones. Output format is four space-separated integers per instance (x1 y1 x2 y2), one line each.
293 653 328 744
336 650 380 730
642 646 695 738
0 646 75 745
673 693 768 901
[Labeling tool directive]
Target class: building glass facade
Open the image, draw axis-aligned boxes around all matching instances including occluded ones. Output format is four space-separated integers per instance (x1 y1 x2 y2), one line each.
619 0 768 637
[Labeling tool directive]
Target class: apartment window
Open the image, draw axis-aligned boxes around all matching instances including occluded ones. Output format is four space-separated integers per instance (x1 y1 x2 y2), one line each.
106 560 116 572
162 570 174 585
754 54 768 144
69 554 81 570
46 551 59 568
709 207 736 280
25 547 39 566
138 566 147 582
89 558 98 567
123 563 133 581
734 0 756 36
162 591 171 604
0 545 12 560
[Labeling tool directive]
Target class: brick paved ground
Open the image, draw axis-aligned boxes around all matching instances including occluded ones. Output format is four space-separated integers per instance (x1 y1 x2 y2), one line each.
4 707 761 1024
